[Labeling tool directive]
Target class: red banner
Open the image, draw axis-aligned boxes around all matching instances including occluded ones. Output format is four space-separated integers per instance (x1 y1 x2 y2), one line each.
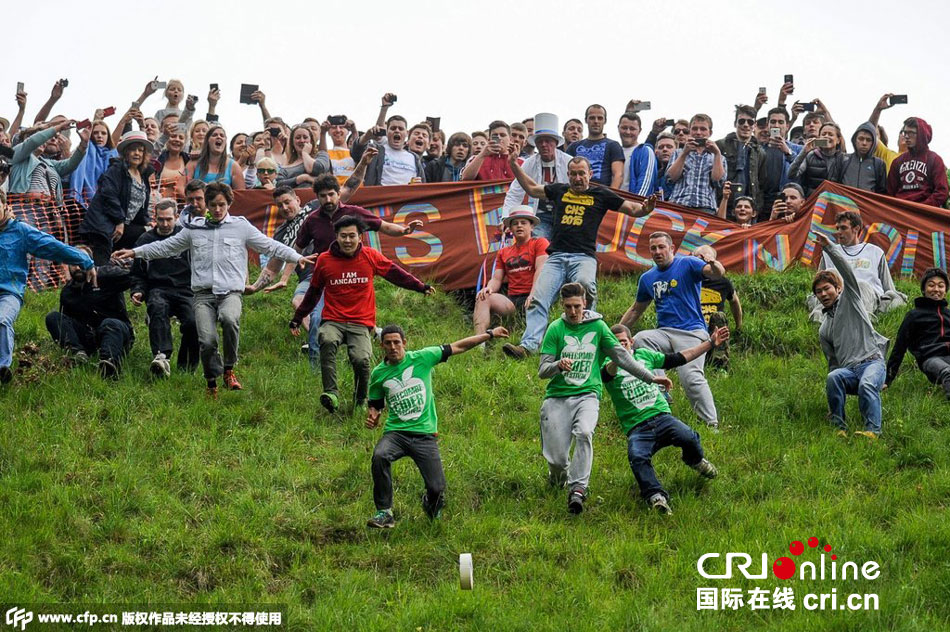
230 181 950 290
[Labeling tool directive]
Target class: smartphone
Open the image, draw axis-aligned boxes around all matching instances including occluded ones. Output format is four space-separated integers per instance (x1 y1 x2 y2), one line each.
328 115 347 126
390 95 397 103
731 182 744 195
490 134 500 143
240 83 259 105
778 192 787 202
815 138 831 148
367 139 378 150
210 83 219 91
664 119 675 127
59 78 69 88
770 127 781 139
176 123 188 134
784 74 794 85
889 94 908 105
153 81 167 90
76 119 92 130
268 128 280 138
426 116 441 132
16 82 24 93
692 137 706 146
801 103 817 112
632 101 651 112
188 94 198 103
758 87 767 94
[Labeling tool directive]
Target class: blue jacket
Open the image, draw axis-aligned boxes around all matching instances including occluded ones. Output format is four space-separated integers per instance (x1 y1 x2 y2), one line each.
0 218 94 302
625 144 659 196
8 127 86 199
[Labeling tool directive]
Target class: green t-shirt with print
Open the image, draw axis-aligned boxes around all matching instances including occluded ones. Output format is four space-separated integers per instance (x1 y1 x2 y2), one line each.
368 345 448 434
541 317 619 399
603 347 670 434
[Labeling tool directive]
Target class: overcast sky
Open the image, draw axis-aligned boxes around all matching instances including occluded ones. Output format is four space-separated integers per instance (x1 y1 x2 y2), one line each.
10 0 950 156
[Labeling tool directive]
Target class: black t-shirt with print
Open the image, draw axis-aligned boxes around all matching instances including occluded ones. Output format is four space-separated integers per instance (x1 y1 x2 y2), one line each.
543 183 624 257
700 276 735 325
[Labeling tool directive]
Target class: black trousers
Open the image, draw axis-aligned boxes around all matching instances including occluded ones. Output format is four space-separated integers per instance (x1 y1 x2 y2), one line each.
146 288 198 369
45 312 132 370
371 431 446 511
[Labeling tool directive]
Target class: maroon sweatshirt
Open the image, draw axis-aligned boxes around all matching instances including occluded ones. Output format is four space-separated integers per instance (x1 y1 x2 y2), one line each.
886 117 949 208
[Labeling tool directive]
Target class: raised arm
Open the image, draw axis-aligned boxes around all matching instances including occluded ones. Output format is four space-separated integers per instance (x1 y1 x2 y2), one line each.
506 153 547 199
340 146 377 203
717 181 732 220
33 80 65 124
449 326 509 355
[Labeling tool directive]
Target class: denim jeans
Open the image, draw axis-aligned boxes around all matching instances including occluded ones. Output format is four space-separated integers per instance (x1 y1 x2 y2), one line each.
307 293 326 369
519 252 598 351
626 413 704 501
826 358 886 434
0 293 22 369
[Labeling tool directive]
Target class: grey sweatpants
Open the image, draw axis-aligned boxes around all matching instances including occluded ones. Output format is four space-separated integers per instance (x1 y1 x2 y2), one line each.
634 327 718 426
540 392 600 490
193 290 242 380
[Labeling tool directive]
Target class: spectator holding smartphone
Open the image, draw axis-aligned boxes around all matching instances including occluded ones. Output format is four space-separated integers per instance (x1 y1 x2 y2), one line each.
789 122 846 196
352 115 425 185
460 120 515 181
666 114 726 213
886 118 948 208
769 183 805 223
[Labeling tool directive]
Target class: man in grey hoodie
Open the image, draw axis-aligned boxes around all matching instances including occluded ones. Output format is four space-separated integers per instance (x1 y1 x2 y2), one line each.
812 232 889 439
837 123 887 193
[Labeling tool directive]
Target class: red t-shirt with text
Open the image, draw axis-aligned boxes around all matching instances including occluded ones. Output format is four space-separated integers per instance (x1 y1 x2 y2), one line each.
311 246 394 328
495 237 549 296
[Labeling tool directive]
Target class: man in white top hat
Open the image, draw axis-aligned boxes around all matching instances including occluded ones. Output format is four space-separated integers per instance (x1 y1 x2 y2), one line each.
474 205 549 341
503 113 572 241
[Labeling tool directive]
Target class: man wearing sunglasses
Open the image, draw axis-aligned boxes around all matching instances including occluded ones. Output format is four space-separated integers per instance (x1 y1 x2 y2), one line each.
715 105 766 215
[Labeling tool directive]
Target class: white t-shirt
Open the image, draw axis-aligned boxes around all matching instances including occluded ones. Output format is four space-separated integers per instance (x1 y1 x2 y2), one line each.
621 144 636 190
380 146 418 185
820 242 887 296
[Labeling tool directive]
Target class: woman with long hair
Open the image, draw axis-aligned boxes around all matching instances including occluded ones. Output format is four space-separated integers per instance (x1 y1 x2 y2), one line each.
68 119 118 206
790 121 847 196
155 125 189 201
187 125 245 189
276 124 328 188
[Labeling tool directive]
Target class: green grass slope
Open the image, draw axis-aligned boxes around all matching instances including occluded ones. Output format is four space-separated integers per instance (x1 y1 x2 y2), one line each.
0 266 947 631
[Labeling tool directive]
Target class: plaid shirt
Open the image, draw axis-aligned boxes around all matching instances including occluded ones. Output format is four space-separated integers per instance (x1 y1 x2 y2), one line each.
668 149 727 211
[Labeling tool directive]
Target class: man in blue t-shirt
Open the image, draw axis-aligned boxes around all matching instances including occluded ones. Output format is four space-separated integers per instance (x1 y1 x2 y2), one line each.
566 104 625 188
620 232 726 429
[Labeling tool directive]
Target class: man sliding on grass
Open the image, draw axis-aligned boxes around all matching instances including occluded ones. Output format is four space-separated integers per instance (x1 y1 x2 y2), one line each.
603 324 726 515
538 282 671 515
365 324 510 529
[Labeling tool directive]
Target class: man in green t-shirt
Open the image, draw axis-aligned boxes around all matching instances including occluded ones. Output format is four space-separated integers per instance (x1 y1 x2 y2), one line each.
539 282 672 515
603 323 728 515
365 323 510 529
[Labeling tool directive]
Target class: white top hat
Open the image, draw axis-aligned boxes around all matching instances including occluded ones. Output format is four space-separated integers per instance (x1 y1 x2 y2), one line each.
528 112 564 146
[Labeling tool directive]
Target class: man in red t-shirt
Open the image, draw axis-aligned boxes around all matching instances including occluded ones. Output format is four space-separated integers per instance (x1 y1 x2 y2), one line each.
460 120 517 181
474 206 549 341
289 215 433 413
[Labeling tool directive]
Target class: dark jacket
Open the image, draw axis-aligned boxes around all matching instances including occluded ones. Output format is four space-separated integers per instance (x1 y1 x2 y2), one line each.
58 263 134 338
886 296 950 385
790 146 845 197
351 141 426 186
838 122 887 193
424 156 465 183
886 117 950 207
715 132 766 211
130 226 192 296
79 158 155 238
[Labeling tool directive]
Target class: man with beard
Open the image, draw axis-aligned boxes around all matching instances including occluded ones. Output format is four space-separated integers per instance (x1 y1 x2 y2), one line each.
250 174 423 363
130 199 198 377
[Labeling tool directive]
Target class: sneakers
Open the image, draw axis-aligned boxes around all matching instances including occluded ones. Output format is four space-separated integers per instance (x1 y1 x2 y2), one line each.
320 392 339 413
222 369 243 391
98 358 118 380
300 343 310 355
421 491 445 520
502 343 529 360
0 366 12 384
567 487 586 514
366 509 395 529
853 430 880 440
691 458 718 479
150 353 171 378
649 493 672 515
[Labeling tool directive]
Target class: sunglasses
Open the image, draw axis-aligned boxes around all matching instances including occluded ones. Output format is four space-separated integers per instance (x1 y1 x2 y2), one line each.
674 128 689 134
737 118 756 126
257 168 277 174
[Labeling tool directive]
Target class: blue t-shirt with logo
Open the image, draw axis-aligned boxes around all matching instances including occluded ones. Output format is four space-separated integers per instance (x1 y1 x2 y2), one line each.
635 255 708 331
567 138 625 186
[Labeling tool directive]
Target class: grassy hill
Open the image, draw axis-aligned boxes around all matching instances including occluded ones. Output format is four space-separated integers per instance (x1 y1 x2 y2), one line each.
1 266 947 631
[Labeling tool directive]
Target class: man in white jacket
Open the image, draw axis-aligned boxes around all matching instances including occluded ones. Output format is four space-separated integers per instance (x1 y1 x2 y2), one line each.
503 113 572 241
